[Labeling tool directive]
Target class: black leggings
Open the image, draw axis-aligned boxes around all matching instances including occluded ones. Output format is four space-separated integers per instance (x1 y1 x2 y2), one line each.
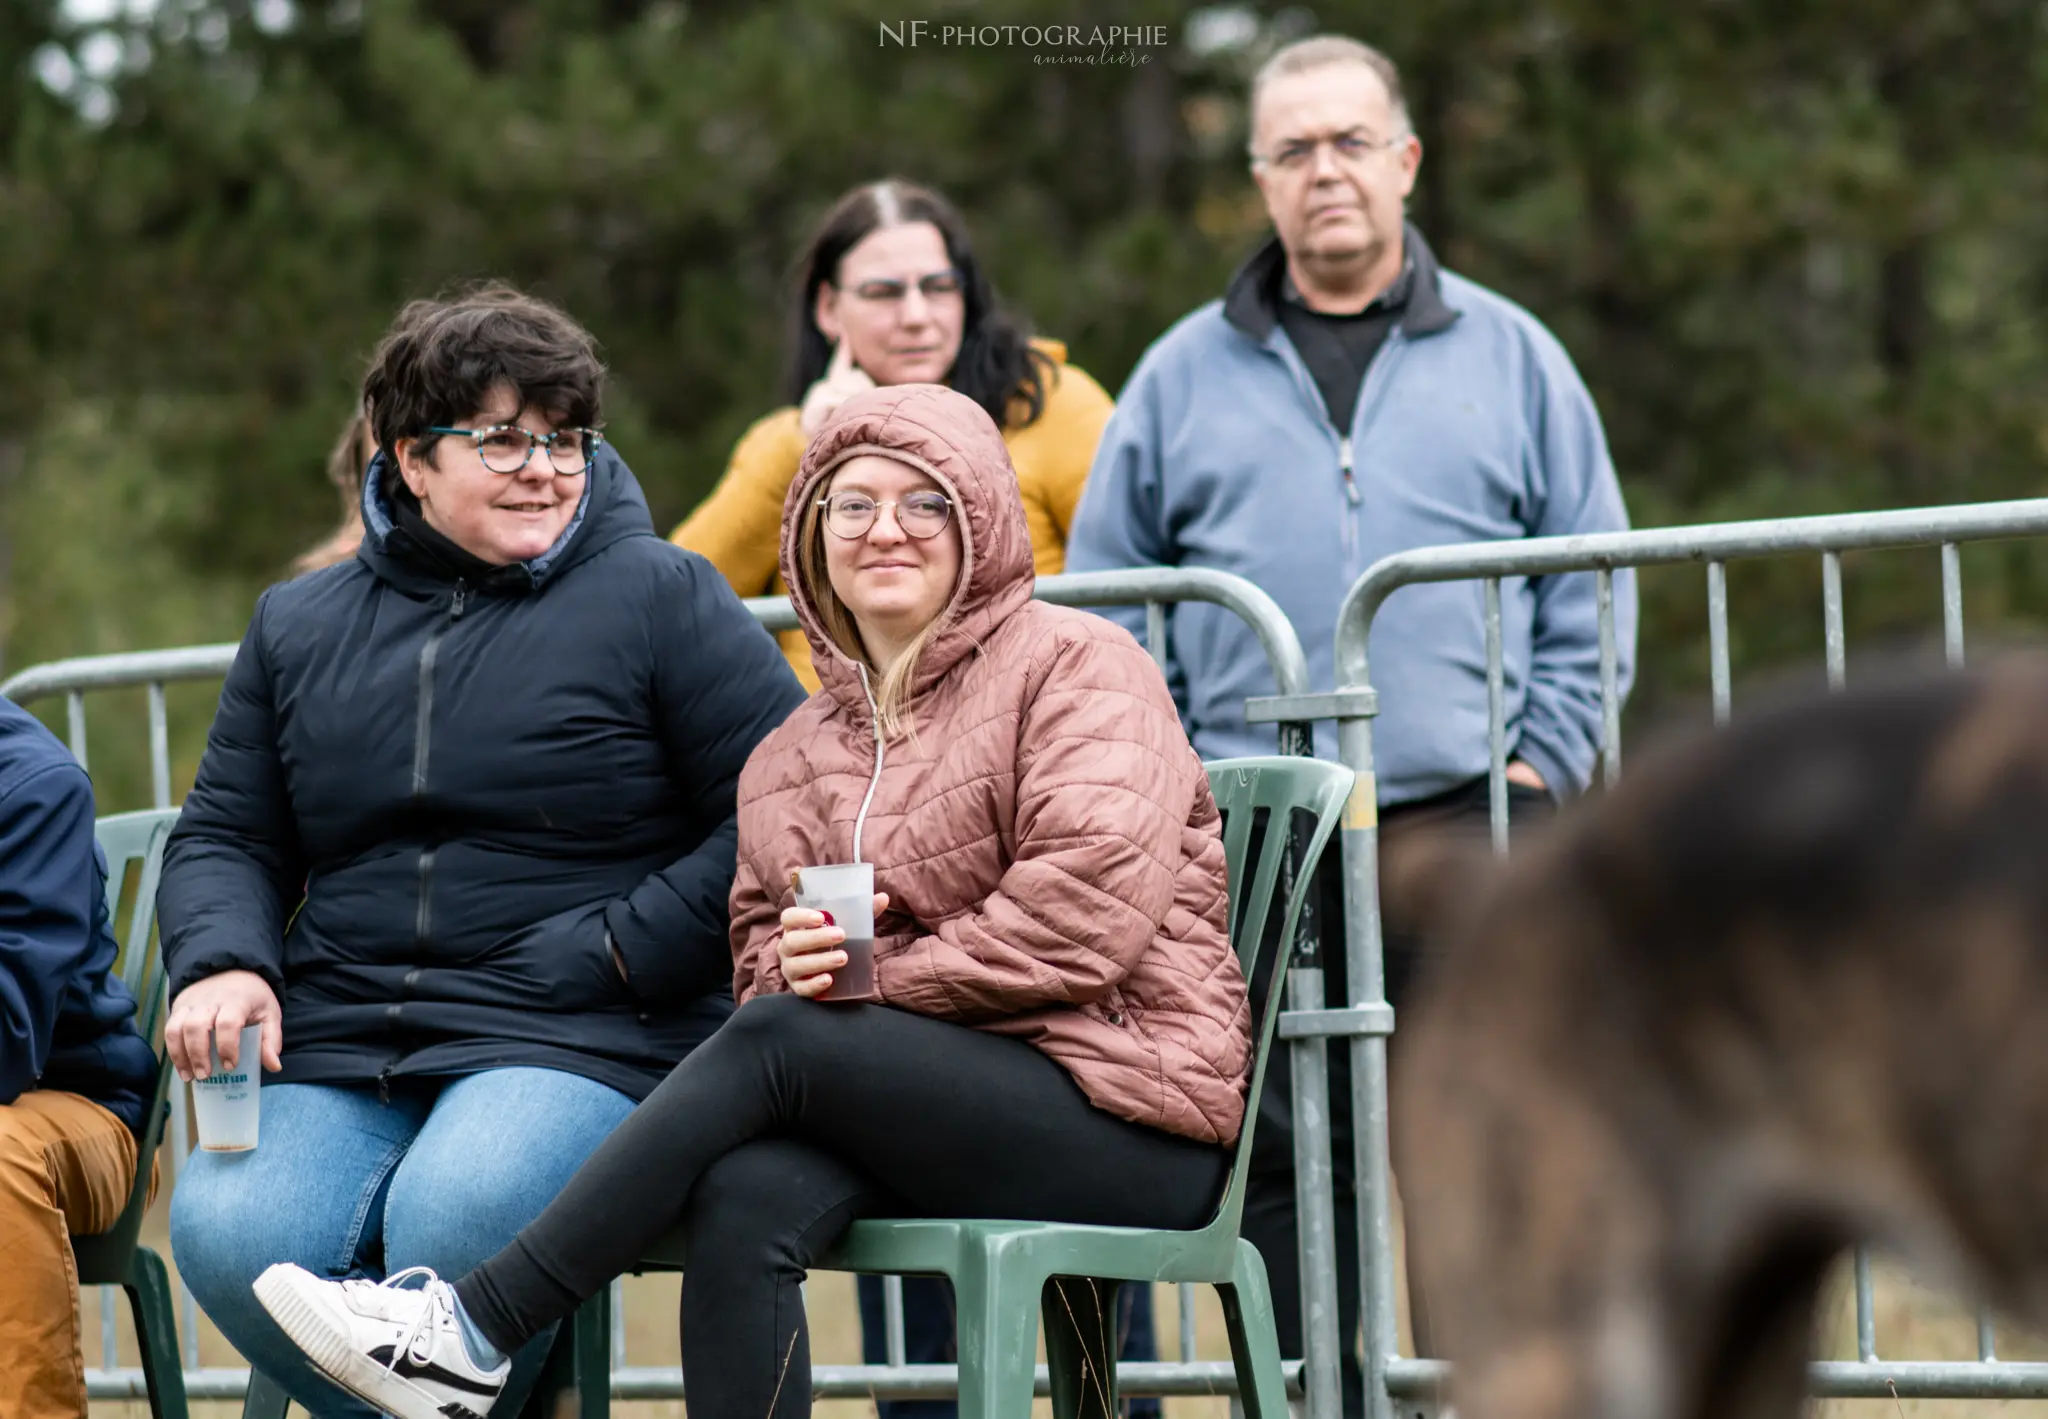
456 993 1230 1417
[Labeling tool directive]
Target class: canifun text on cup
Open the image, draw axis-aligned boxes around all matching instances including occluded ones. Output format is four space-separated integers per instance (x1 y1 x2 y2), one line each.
191 1022 263 1152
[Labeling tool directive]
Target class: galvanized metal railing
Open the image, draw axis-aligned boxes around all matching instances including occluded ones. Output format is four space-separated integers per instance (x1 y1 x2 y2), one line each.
3 566 1317 1405
29 507 2048 1410
1243 497 2048 1419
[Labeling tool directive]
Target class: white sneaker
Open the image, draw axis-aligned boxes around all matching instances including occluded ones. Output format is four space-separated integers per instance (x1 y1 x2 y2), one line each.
253 1262 509 1419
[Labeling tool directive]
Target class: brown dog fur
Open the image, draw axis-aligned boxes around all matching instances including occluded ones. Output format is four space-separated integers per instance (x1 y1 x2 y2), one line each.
1396 660 2048 1419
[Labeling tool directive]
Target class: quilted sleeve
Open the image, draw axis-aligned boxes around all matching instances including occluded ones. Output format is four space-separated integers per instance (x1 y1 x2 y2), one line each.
875 626 1199 1021
728 849 789 1004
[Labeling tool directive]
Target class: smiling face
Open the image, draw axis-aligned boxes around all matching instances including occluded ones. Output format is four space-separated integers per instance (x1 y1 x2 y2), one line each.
395 385 585 566
813 221 968 388
1251 60 1421 291
818 454 963 663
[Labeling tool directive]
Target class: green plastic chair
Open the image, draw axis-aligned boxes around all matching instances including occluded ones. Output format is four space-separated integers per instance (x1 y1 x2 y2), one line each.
72 807 190 1419
616 753 1354 1419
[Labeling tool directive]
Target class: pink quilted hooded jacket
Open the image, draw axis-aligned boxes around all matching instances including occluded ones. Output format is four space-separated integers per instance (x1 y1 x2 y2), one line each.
729 384 1251 1146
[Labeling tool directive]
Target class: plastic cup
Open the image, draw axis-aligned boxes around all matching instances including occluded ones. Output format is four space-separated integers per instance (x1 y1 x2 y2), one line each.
191 1023 263 1152
796 862 878 1002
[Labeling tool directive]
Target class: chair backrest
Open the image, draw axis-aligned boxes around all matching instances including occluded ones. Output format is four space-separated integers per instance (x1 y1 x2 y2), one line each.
72 808 180 1277
1202 756 1354 1239
95 808 180 1041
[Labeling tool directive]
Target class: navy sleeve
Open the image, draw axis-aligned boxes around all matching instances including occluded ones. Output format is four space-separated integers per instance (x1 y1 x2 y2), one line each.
0 760 101 1104
158 591 306 998
604 556 807 1007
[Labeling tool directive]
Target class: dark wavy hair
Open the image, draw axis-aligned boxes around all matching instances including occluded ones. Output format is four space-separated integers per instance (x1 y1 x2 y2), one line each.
787 180 1049 429
362 282 605 472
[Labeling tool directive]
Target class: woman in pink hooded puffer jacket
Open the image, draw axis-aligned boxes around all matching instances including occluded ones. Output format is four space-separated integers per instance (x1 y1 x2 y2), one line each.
252 385 1251 1419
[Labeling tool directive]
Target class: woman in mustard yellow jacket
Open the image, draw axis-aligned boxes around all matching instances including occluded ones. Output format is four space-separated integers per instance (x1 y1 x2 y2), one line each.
673 178 1114 692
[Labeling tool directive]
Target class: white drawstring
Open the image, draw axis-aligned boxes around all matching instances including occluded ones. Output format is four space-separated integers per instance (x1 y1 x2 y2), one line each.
852 664 885 865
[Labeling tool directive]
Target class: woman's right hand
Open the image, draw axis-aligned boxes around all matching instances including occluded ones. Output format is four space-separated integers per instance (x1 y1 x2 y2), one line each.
778 892 889 999
798 340 877 438
166 970 284 1082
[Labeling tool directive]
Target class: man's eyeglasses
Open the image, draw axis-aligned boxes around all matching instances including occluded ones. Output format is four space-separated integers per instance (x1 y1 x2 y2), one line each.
818 491 954 540
1253 130 1408 175
428 425 603 475
845 270 965 304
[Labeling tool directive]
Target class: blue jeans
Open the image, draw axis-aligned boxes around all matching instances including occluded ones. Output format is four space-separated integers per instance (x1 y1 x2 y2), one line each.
170 1068 636 1417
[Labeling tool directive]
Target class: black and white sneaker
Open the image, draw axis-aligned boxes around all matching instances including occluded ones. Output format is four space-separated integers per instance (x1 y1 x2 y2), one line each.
253 1262 509 1419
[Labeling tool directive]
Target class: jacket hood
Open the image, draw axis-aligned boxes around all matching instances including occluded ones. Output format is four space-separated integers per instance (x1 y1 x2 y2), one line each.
779 384 1036 714
356 441 656 595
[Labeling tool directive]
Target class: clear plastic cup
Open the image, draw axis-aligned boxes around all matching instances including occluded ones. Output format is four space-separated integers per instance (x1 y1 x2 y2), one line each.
796 862 878 1002
191 1023 263 1152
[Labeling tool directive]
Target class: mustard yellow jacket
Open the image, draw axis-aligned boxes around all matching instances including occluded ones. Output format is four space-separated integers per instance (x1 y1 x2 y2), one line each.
671 339 1114 690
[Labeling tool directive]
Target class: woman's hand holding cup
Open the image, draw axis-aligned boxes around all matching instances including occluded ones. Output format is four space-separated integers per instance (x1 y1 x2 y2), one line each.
778 892 889 999
166 969 284 1083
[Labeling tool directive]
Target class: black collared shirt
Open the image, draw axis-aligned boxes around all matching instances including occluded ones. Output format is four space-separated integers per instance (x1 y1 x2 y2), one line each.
1275 256 1415 433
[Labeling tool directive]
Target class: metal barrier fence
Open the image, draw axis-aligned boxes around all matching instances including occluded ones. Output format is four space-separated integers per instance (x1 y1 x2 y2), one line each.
2 567 1320 1406
22 508 2048 1411
1239 497 2048 1419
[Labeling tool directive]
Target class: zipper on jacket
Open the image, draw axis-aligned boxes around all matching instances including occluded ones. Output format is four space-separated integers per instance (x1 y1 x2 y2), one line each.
414 848 436 946
1348 331 1408 458
409 581 466 955
851 664 886 864
411 580 468 796
1271 340 1362 547
376 1061 394 1105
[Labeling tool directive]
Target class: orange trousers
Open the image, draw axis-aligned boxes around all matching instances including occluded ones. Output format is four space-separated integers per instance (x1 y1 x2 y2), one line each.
0 1090 147 1419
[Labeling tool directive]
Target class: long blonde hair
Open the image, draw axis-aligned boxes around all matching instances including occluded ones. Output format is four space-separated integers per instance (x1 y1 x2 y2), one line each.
795 486 950 743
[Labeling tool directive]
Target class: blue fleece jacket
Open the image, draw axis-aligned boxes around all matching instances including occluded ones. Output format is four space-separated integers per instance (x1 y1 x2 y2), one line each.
0 696 155 1132
1066 228 1636 803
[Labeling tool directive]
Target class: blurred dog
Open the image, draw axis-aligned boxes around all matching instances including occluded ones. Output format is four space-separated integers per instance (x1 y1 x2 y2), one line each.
1395 661 2048 1419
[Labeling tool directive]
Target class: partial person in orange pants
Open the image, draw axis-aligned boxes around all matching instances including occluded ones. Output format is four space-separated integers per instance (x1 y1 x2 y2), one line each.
0 693 161 1419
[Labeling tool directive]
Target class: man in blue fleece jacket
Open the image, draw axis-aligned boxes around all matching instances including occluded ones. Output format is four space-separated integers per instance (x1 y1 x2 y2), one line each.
1066 33 1636 1417
0 694 158 1418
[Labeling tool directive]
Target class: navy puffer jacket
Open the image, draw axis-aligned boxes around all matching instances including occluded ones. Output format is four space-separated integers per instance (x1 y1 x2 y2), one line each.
0 696 157 1133
160 446 806 1100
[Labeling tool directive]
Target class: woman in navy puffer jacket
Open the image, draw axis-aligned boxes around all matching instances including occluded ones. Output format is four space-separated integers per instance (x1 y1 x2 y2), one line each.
157 285 805 1414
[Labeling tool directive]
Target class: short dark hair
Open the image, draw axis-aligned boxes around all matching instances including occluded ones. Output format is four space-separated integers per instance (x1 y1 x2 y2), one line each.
788 179 1049 430
361 283 605 466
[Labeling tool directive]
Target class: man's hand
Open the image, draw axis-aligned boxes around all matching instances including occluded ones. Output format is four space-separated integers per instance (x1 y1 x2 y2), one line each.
166 970 283 1082
1505 760 1547 792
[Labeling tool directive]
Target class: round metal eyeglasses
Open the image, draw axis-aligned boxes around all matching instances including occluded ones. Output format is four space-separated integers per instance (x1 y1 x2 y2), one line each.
428 425 603 475
818 491 954 539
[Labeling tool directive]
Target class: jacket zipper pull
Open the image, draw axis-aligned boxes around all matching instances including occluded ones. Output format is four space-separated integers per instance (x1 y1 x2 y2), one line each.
1339 437 1361 506
376 1064 393 1105
450 582 469 620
